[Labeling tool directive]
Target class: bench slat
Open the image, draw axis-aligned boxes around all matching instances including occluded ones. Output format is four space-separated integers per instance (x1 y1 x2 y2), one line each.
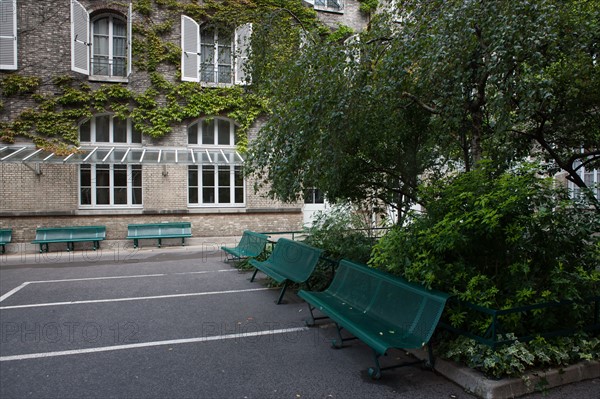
126 222 192 248
31 226 106 253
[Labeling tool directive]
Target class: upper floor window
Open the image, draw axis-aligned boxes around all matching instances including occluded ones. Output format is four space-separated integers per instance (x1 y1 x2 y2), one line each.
181 15 252 85
188 117 238 146
79 114 141 144
305 188 325 204
314 0 344 13
71 0 132 81
0 0 17 70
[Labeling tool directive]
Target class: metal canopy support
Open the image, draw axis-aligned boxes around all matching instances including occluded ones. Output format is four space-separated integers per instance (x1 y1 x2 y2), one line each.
0 145 245 166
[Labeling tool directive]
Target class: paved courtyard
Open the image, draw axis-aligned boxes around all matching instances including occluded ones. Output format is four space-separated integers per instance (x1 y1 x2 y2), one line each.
0 243 597 398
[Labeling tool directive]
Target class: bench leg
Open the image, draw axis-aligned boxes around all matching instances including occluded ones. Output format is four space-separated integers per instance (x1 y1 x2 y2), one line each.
368 348 428 380
133 239 139 249
157 238 161 248
66 242 74 252
275 281 289 305
1 244 5 254
250 268 259 282
331 323 357 348
304 303 329 327
181 237 185 246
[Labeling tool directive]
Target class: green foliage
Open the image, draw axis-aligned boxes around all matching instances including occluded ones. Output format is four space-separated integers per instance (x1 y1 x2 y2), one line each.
357 0 378 14
371 162 600 340
441 334 600 379
327 25 354 43
1 75 41 96
1 0 320 147
303 204 376 264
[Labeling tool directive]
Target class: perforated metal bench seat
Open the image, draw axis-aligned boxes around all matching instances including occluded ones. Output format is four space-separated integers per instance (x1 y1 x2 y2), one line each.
298 259 451 379
32 226 106 253
249 238 323 304
221 230 269 260
126 222 192 248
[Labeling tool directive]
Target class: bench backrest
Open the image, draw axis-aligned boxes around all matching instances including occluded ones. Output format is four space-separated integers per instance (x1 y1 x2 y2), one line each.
0 229 12 242
328 260 450 343
268 238 323 283
237 230 269 255
127 222 191 237
35 226 106 240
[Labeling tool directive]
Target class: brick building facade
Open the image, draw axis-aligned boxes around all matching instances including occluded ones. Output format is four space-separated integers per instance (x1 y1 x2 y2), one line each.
0 0 369 251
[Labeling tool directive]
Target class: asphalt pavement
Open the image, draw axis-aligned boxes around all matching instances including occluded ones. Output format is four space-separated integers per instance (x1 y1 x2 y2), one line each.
0 243 597 399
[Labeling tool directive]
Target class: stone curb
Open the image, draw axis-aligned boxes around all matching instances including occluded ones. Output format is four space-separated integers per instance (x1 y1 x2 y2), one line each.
409 348 600 398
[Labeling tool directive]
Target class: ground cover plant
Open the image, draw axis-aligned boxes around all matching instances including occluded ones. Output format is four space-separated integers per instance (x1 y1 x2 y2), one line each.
370 162 600 377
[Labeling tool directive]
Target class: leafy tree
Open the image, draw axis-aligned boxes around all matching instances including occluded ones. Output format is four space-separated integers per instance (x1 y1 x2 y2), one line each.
246 0 600 213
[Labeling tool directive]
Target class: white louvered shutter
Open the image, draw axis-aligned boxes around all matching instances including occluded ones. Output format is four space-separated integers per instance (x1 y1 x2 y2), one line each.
0 0 17 70
181 15 199 82
71 0 89 75
234 23 252 85
127 2 132 76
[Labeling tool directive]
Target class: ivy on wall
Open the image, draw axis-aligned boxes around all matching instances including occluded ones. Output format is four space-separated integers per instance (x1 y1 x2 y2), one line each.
0 0 321 151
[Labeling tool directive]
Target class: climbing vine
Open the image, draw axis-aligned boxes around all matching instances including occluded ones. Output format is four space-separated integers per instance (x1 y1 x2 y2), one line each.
0 0 323 151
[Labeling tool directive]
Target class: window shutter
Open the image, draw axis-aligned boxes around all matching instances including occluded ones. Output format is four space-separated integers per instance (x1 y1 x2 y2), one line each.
127 2 132 77
234 23 252 85
181 15 199 82
0 0 18 70
71 0 89 75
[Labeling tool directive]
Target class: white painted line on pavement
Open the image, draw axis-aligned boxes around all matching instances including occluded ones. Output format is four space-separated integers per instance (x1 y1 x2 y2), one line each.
0 287 272 310
0 269 238 303
0 327 309 362
0 282 30 303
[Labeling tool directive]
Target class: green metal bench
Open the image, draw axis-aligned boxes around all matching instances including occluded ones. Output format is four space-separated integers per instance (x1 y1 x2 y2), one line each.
221 230 269 261
0 228 12 254
32 226 106 253
126 222 192 248
249 238 323 304
298 259 451 379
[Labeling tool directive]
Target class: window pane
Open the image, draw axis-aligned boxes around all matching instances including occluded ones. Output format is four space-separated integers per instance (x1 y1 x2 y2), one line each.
132 165 142 187
131 123 142 143
203 166 215 187
113 57 126 77
80 188 91 205
188 124 198 144
202 119 215 144
113 118 127 142
114 187 127 204
189 188 198 204
132 188 142 205
96 165 110 186
218 166 229 187
235 188 244 204
203 188 215 203
80 120 91 142
96 188 110 205
113 20 126 38
218 119 230 145
114 165 127 186
94 18 109 35
234 166 243 186
80 166 91 186
95 115 110 142
219 188 230 203
189 166 198 186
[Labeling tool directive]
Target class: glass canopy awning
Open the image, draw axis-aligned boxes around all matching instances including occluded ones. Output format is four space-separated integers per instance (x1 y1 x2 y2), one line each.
0 146 245 165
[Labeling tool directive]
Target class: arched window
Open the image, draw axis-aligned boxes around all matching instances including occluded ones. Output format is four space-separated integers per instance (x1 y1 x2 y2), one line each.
70 0 132 80
78 115 142 208
91 14 127 77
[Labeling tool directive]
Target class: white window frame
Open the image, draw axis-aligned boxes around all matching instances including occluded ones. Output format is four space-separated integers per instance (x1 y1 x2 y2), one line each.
314 0 344 13
79 114 141 144
71 0 132 81
180 15 251 85
0 0 18 70
569 165 600 201
187 117 245 207
188 164 245 207
79 164 143 208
